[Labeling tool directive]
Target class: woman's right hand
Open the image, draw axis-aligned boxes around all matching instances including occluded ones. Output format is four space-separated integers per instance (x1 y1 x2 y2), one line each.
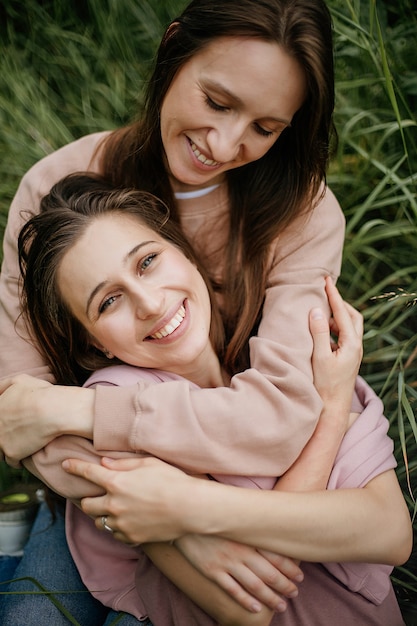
175 533 302 613
0 374 94 466
310 277 363 415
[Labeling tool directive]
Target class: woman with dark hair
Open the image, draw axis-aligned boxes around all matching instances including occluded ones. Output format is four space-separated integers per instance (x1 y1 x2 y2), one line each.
12 173 409 625
0 0 406 624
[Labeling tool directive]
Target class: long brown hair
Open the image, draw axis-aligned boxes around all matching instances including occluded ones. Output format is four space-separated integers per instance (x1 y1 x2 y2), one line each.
18 173 225 385
99 0 336 372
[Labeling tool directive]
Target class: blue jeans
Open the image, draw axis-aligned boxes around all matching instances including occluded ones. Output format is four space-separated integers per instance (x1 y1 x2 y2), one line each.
0 501 152 625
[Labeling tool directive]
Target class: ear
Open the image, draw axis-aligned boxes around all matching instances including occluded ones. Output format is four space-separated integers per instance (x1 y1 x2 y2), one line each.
162 21 180 45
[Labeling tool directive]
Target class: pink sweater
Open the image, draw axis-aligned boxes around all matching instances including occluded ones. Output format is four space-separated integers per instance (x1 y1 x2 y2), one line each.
0 132 347 477
32 367 396 621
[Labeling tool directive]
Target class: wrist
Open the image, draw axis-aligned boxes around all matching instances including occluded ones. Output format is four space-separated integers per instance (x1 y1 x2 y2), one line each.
49 385 95 438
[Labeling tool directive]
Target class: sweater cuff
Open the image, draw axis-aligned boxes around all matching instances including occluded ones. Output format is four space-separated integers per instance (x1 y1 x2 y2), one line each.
94 384 139 451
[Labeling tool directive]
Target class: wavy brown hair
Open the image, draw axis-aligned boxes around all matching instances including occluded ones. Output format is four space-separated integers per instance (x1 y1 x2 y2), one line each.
99 0 336 372
18 173 225 385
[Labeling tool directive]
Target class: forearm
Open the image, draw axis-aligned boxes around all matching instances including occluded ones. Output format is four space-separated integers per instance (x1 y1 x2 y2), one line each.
143 542 273 626
183 470 411 565
44 384 96 439
27 435 138 502
276 407 357 493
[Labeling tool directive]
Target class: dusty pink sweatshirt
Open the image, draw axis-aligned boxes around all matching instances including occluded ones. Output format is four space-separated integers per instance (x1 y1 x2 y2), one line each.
0 131 346 476
31 368 396 621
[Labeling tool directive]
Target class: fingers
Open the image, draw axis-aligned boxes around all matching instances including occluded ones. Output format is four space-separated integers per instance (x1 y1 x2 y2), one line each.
100 456 149 471
63 457 105 480
258 550 303 583
325 277 363 341
343 301 364 338
222 550 301 612
309 307 331 357
213 572 265 614
216 568 288 614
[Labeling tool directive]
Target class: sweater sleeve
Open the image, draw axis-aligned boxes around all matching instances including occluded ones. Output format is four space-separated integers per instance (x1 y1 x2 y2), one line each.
0 132 108 381
93 187 346 477
26 366 176 500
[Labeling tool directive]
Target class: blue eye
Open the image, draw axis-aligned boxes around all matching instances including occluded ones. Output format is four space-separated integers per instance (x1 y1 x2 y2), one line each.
99 295 117 314
140 253 157 272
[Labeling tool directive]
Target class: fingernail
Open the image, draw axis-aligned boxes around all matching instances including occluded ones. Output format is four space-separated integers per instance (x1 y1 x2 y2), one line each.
288 589 298 598
62 460 70 470
276 601 287 613
250 602 262 613
311 307 324 320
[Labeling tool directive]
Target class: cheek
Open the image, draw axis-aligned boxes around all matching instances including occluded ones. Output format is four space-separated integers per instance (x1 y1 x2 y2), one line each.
95 316 130 349
251 137 279 162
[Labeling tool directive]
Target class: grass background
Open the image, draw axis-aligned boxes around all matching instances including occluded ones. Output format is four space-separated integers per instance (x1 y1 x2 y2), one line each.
0 0 416 621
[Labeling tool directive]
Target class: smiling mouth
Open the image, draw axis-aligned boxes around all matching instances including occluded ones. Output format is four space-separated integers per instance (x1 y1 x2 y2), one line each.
189 139 220 167
148 304 186 339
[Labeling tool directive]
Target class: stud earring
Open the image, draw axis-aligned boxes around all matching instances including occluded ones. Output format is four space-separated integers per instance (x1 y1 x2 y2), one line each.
103 350 114 359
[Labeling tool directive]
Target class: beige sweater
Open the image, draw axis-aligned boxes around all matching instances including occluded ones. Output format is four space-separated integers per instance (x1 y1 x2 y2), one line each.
0 131 346 477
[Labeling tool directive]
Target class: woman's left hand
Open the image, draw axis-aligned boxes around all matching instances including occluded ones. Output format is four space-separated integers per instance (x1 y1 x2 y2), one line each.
63 455 195 544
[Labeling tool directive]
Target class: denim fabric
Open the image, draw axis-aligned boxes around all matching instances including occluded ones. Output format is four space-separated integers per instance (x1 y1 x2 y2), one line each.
0 554 21 583
0 501 154 625
0 500 110 625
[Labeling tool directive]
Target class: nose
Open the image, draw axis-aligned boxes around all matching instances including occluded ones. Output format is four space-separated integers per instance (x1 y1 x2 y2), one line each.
206 119 246 163
132 284 165 320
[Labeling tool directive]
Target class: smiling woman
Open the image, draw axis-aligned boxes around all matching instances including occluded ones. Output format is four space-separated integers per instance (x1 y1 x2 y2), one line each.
159 36 306 189
56 214 223 387
18 173 225 389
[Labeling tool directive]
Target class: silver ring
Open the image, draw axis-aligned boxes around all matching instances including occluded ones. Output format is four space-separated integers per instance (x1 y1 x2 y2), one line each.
101 515 113 533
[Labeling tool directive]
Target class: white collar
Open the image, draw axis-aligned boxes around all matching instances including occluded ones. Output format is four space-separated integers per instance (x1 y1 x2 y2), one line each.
174 184 220 200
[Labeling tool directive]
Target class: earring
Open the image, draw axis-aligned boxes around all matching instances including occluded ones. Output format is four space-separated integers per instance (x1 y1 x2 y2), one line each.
103 350 114 359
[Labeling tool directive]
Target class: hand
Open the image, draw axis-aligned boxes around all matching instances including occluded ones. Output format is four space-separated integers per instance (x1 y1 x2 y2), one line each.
0 374 95 466
175 534 302 613
309 277 363 404
0 374 53 466
63 456 195 544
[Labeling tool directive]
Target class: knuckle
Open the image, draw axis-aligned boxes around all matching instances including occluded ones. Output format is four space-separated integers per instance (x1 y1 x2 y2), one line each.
247 577 265 595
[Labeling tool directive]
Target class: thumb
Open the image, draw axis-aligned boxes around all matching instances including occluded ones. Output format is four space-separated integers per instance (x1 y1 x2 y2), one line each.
309 308 331 355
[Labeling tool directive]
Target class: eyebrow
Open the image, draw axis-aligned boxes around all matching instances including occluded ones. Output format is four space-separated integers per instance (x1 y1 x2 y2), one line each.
203 78 292 126
85 240 156 317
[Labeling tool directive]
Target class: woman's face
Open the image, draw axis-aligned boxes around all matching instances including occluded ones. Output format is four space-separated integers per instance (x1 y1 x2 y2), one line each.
57 214 213 377
160 36 306 191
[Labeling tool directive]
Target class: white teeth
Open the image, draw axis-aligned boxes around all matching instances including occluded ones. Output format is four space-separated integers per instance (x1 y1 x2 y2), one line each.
190 142 219 166
150 305 185 339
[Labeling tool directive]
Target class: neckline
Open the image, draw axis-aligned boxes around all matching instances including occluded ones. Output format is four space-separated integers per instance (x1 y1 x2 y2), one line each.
174 184 220 200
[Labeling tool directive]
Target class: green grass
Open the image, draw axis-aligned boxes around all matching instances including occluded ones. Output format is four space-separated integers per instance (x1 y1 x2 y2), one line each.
0 0 416 619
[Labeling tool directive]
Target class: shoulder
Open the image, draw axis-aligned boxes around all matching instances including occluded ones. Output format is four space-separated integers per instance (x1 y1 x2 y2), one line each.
5 131 111 241
299 184 346 239
269 185 345 273
19 131 111 200
313 184 345 228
